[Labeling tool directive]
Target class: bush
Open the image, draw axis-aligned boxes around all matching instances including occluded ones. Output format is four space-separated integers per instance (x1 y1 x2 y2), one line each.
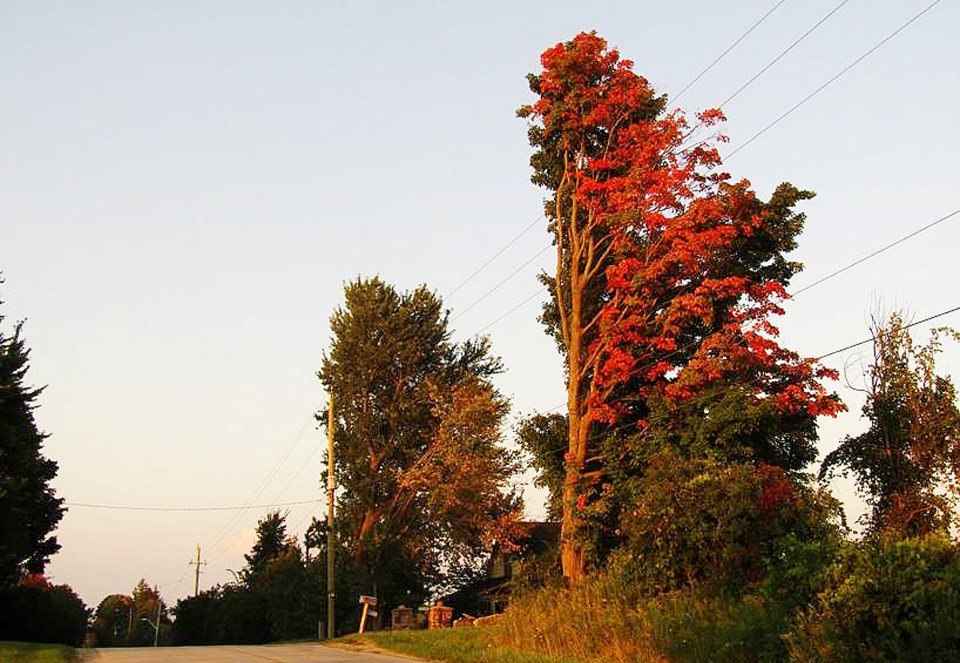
0 575 88 646
614 451 843 594
786 535 960 662
172 584 270 645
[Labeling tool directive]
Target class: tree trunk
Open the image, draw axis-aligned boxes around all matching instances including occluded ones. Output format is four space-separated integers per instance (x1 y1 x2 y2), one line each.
560 469 586 585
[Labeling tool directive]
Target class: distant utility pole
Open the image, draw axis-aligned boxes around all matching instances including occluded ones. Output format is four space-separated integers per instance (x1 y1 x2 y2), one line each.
189 545 206 596
327 396 336 639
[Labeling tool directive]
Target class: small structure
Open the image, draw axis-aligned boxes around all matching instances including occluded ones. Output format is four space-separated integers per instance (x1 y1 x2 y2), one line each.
427 600 453 629
453 614 476 628
443 521 561 616
391 605 415 630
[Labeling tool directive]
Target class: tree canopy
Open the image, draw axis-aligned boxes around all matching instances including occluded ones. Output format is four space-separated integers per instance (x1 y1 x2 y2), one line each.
518 31 841 582
0 285 64 586
821 312 960 537
318 276 522 609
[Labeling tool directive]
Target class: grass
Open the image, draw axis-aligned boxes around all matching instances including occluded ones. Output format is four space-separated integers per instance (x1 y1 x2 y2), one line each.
496 577 789 663
337 627 585 663
0 642 75 663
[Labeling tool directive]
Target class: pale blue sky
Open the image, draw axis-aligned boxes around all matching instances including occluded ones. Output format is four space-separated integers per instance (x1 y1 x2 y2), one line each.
2 0 958 608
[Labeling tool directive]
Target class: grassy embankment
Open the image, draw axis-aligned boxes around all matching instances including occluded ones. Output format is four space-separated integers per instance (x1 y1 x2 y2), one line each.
0 642 76 663
341 579 786 663
340 627 584 663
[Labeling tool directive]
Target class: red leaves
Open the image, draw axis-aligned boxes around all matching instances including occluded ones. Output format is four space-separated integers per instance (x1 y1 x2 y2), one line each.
756 464 796 515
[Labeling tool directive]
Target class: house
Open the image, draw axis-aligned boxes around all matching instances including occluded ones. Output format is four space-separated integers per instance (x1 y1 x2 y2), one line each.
443 521 560 617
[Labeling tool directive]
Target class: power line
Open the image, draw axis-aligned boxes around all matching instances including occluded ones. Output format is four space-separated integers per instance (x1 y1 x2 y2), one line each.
65 499 321 512
204 416 314 558
446 215 544 298
477 288 547 333
672 0 790 104
270 446 319 504
790 208 960 297
452 4 946 346
719 0 850 108
451 244 552 323
816 304 960 361
726 0 942 160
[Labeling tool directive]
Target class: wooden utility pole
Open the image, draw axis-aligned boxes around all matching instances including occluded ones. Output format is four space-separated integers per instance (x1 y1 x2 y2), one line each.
326 396 336 639
190 545 206 596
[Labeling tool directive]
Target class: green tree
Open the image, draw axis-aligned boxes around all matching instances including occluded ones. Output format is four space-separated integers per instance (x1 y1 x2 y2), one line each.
318 277 522 611
516 412 567 521
242 510 293 585
787 536 960 662
259 546 316 641
0 286 64 586
821 312 960 537
174 512 324 644
128 579 169 646
92 593 134 646
615 449 843 594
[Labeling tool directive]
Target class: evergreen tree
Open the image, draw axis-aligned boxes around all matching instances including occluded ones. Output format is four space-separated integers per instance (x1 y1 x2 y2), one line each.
0 284 64 585
242 510 293 585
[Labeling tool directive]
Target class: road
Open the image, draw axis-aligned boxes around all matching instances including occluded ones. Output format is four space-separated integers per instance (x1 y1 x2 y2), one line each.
80 644 421 663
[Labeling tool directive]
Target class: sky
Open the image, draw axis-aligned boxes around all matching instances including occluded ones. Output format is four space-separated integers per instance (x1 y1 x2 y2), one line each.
2 0 958 609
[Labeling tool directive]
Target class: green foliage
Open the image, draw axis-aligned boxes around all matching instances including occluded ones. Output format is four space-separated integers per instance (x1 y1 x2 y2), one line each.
242 510 293 585
174 511 331 644
0 289 64 586
515 413 567 522
613 450 843 594
91 580 171 647
258 547 316 641
0 642 76 663
517 33 841 584
172 583 270 645
645 591 788 663
821 313 960 538
786 535 960 662
318 277 522 610
127 580 169 646
0 575 88 647
91 594 133 646
760 533 844 616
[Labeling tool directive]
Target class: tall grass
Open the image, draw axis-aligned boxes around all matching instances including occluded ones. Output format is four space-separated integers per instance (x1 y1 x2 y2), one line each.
498 575 789 663
498 574 661 662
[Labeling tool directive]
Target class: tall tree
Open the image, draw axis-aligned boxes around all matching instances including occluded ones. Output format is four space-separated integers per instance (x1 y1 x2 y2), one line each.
318 277 522 608
518 32 841 583
0 284 64 585
242 510 294 585
821 312 960 537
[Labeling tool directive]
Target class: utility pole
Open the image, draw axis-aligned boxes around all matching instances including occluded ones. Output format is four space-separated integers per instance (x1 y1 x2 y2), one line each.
327 396 336 639
189 545 206 596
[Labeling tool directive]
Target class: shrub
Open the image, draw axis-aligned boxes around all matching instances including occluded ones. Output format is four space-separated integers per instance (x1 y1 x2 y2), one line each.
786 535 960 662
614 450 843 594
0 574 88 646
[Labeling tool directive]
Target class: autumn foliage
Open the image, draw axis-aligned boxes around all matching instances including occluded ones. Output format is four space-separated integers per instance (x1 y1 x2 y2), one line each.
520 32 842 582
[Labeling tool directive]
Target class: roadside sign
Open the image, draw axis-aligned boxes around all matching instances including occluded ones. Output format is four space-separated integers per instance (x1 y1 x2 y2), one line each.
359 595 378 606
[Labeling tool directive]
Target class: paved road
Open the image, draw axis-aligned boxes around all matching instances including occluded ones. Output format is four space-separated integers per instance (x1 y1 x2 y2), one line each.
80 644 420 663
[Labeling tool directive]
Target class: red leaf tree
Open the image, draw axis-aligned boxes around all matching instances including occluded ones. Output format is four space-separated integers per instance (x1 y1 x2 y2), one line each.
519 32 842 584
